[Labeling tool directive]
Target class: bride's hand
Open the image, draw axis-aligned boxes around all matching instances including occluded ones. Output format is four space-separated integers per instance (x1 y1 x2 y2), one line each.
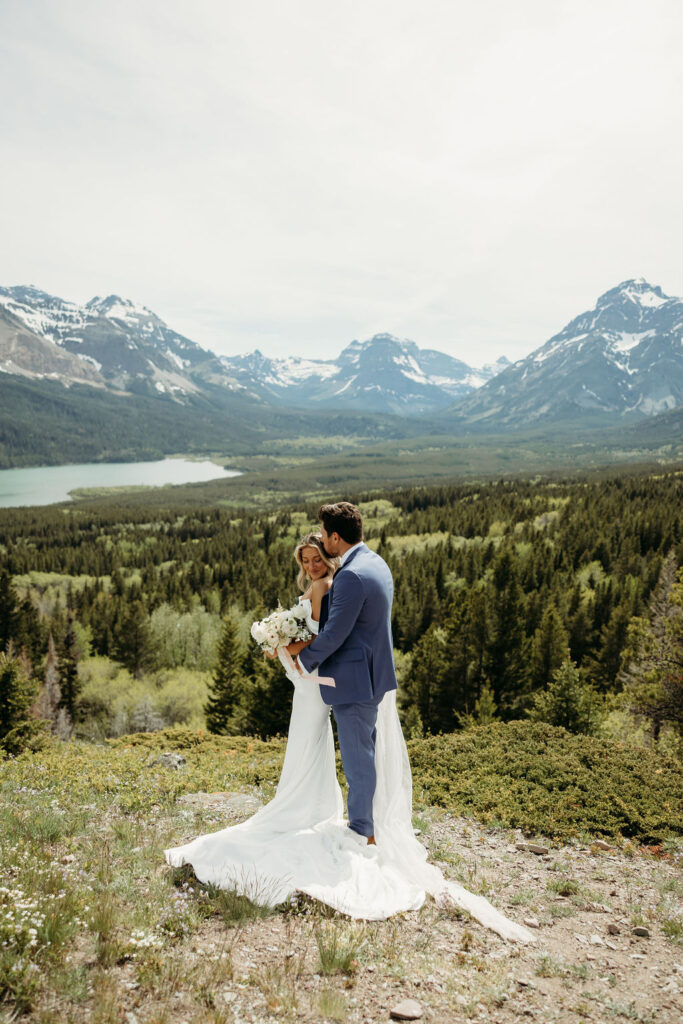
264 649 278 660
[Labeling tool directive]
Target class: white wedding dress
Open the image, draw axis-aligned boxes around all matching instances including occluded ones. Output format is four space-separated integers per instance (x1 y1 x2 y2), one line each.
164 599 534 942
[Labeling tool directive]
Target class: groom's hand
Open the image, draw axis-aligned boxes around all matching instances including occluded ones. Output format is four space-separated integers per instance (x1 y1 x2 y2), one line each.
286 639 311 657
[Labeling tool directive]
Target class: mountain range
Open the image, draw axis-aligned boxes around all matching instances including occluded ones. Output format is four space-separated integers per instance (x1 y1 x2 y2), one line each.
0 277 681 468
219 338 510 414
0 285 506 415
445 278 683 428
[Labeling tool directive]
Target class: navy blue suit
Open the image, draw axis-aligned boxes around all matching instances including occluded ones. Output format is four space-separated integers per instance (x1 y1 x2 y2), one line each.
299 543 397 836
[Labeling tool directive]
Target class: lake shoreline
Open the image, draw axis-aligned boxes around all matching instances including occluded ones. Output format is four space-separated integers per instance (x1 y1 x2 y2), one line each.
0 455 242 509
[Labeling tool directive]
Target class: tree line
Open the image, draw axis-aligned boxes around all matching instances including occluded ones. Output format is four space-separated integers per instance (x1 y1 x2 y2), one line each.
0 468 681 750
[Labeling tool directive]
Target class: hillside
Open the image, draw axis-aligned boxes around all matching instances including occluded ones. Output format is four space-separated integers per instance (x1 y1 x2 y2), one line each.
1 724 681 1022
1 466 682 1020
0 374 419 469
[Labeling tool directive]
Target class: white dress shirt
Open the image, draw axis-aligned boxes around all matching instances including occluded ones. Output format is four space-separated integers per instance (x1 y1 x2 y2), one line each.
338 542 362 568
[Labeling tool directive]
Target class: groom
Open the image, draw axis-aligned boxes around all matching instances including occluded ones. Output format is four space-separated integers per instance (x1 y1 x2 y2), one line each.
286 501 397 845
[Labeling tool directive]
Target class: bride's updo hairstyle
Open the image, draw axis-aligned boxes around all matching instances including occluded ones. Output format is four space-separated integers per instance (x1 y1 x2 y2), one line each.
294 532 339 591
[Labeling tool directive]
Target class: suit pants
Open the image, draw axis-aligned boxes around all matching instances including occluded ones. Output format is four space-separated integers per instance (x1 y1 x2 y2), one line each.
332 693 382 838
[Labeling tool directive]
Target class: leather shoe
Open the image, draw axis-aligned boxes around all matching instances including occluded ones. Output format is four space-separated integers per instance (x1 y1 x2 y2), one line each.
367 835 376 846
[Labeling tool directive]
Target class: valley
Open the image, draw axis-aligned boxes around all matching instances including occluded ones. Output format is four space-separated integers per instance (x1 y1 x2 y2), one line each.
1 278 682 484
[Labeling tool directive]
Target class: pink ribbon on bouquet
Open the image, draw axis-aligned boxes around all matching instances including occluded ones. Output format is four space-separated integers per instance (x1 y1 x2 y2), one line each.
277 646 336 687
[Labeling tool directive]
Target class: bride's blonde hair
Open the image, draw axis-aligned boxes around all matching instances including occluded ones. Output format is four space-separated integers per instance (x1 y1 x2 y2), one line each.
294 532 339 591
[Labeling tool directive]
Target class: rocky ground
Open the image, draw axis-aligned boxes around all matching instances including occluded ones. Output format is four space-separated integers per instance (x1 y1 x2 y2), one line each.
3 775 681 1024
134 791 682 1024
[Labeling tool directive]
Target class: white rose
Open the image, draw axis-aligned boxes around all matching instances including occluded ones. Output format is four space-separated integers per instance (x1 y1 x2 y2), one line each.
252 623 269 645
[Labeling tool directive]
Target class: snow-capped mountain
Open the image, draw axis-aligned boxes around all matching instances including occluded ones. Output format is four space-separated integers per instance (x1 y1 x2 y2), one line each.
447 278 683 427
0 301 103 384
0 286 234 397
0 286 506 413
220 334 510 415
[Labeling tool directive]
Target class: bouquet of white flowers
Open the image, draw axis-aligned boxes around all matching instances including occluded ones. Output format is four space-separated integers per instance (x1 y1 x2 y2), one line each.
250 602 313 656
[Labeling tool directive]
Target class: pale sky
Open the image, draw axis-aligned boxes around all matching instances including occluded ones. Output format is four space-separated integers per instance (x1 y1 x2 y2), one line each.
1 0 682 365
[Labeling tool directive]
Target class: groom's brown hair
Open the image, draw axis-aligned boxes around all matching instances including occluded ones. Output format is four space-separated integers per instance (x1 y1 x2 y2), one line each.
318 502 363 544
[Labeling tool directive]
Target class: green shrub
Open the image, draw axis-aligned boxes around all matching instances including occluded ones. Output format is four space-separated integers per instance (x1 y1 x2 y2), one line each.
5 721 680 846
408 720 683 843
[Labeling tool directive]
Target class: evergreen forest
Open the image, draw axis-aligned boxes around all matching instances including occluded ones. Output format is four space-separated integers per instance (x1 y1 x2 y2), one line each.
1 466 681 755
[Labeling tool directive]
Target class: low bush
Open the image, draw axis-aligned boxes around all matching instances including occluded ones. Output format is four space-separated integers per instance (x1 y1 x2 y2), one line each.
4 721 680 845
408 720 683 843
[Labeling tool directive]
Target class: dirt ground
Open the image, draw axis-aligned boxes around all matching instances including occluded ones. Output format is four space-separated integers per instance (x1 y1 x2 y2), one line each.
127 800 682 1024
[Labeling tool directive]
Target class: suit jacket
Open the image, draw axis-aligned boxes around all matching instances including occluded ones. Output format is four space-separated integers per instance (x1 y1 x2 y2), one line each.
298 542 398 706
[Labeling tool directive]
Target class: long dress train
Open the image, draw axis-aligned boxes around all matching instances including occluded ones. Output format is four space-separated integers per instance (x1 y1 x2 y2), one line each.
164 600 534 942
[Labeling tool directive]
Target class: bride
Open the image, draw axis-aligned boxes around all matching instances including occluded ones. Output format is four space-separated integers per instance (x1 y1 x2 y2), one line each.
164 532 534 942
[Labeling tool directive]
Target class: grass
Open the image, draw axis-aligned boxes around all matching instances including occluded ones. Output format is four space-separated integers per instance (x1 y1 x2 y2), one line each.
207 882 276 926
548 902 577 919
535 954 566 977
1 722 681 1019
317 987 348 1021
507 888 535 906
249 962 300 1015
547 878 581 897
314 922 366 975
661 916 683 943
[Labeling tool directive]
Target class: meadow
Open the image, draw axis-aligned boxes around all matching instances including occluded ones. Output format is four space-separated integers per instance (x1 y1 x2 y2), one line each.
1 463 682 1021
1 722 682 1022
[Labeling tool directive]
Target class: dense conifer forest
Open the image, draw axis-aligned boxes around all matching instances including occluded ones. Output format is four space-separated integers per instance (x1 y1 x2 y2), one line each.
0 467 681 752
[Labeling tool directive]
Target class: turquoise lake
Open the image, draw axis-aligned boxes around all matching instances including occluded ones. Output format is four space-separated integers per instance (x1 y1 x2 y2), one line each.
0 458 241 508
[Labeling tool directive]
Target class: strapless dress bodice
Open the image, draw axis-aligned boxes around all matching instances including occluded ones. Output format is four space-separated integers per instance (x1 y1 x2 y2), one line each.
298 596 319 635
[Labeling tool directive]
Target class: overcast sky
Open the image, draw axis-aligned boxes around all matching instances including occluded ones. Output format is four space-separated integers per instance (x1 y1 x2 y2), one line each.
1 0 681 365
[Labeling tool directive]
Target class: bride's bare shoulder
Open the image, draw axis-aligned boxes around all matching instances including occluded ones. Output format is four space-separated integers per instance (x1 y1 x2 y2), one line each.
310 577 333 595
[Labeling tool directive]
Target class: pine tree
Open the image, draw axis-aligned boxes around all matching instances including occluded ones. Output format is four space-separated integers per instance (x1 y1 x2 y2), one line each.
205 611 244 733
485 549 530 717
242 641 292 739
58 613 81 722
457 682 498 729
569 602 593 666
591 603 632 689
440 601 476 729
530 604 570 690
402 626 449 734
474 683 497 724
113 600 155 679
619 553 683 741
528 659 601 735
467 588 489 698
0 645 42 754
0 571 19 651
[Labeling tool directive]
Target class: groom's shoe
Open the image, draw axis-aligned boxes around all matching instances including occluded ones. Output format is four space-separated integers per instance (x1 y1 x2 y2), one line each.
367 835 376 846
